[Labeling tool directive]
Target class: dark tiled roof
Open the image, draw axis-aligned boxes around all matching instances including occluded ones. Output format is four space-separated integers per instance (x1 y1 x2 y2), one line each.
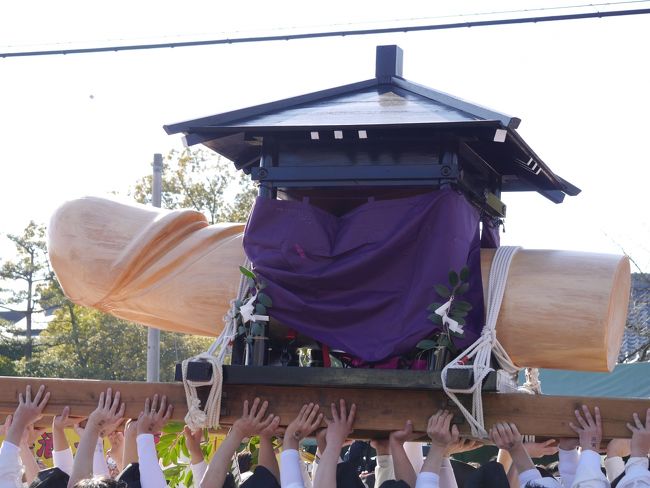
0 310 25 324
619 273 650 362
164 45 579 203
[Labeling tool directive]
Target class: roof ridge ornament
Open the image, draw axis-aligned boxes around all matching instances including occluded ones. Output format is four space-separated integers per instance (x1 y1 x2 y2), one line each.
375 45 403 82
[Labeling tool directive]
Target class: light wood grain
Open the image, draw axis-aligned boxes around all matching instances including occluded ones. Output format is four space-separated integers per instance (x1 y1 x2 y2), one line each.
1 376 647 439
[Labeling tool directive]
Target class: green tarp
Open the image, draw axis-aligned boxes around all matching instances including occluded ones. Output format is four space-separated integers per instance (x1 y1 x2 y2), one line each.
520 363 650 398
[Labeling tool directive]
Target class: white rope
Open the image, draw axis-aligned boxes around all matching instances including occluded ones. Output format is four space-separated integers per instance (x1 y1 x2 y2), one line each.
182 258 251 431
441 246 521 438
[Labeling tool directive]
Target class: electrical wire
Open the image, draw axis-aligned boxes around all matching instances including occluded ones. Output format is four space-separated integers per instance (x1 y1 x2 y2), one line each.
3 0 648 50
2 6 649 58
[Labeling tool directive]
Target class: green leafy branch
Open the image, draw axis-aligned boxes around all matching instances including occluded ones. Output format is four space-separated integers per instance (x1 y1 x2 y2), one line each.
417 266 473 356
235 266 273 345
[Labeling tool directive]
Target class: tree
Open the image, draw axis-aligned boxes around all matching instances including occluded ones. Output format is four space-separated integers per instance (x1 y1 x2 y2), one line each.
20 303 212 381
0 222 52 359
621 272 650 362
131 148 257 224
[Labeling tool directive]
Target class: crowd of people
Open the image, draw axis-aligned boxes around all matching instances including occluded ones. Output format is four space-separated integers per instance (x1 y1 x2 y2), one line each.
1 385 650 488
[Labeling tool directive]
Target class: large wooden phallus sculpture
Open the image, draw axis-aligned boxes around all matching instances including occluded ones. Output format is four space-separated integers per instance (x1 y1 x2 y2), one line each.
48 196 631 372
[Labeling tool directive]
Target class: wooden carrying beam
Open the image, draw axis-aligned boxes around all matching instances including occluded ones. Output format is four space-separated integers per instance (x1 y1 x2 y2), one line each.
1 375 649 439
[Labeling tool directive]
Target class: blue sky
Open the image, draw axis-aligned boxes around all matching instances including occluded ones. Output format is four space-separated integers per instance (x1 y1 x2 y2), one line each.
1 0 648 271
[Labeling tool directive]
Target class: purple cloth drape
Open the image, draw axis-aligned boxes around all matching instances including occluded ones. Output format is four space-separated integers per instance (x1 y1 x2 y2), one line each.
243 190 485 362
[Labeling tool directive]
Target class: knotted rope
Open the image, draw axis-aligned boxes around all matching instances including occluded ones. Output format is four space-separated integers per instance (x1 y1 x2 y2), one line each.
441 246 521 438
182 258 251 431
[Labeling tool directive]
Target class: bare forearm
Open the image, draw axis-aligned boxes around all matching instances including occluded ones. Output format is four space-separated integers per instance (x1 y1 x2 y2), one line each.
390 440 417 488
68 425 101 488
199 433 242 488
20 443 40 484
314 444 341 488
420 446 445 476
53 426 70 452
258 436 280 483
508 445 535 474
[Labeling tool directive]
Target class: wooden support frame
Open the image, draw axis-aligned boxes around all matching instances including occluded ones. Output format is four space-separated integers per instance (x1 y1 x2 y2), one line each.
1 375 649 439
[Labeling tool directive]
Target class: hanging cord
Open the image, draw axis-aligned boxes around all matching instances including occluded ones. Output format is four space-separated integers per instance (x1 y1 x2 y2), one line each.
182 258 251 431
441 246 521 438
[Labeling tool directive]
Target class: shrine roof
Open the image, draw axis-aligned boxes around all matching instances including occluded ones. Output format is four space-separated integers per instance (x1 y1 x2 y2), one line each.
164 45 580 202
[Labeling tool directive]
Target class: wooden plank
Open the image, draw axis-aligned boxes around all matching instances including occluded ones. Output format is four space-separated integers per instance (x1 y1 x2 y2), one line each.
178 365 497 392
1 376 648 439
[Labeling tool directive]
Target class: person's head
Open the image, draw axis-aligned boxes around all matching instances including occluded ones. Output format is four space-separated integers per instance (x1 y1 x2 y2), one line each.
28 468 69 488
222 473 236 488
237 450 253 473
73 477 126 488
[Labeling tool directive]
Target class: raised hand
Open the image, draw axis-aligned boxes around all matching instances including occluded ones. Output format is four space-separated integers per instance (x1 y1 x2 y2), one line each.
283 403 323 450
324 399 356 447
569 405 602 452
427 410 459 448
183 425 205 464
490 422 524 451
524 439 558 458
232 398 278 440
490 422 535 474
87 388 126 436
627 407 650 457
137 395 173 435
558 437 580 451
6 385 50 447
389 420 416 445
0 415 12 437
14 385 50 427
53 406 79 431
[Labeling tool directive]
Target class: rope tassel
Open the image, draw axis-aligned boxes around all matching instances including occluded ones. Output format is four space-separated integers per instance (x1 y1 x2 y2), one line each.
441 246 522 438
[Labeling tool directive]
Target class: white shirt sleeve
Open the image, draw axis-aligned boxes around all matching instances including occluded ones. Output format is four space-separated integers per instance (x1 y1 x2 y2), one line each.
558 447 580 488
190 460 207 487
439 458 458 488
519 467 543 488
616 457 650 488
299 457 312 488
0 441 23 488
571 450 608 488
374 454 394 487
137 434 166 488
415 471 440 488
604 456 626 482
52 447 74 475
93 438 110 477
405 442 424 473
280 450 304 488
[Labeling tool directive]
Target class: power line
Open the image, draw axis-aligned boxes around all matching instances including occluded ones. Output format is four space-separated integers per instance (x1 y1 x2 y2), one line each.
4 0 647 51
2 7 650 58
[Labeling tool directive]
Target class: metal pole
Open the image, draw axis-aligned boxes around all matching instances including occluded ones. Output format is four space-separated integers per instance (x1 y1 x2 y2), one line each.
146 153 163 382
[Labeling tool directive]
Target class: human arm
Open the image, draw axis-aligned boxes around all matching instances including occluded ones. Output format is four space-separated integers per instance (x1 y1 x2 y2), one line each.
557 438 580 488
52 407 77 475
615 408 650 488
136 395 173 488
490 422 538 488
258 415 282 483
313 399 356 488
389 420 417 488
67 388 125 488
568 405 608 488
281 403 322 488
122 419 139 468
605 438 630 482
371 439 394 487
200 398 276 488
415 409 459 488
1 385 50 488
19 425 42 484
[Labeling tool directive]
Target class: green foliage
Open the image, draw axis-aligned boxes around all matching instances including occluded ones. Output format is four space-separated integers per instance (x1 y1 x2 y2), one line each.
131 148 257 224
14 303 212 381
0 221 52 359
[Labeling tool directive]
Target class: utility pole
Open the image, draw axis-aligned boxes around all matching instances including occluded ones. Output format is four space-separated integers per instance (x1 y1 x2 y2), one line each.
147 153 163 382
